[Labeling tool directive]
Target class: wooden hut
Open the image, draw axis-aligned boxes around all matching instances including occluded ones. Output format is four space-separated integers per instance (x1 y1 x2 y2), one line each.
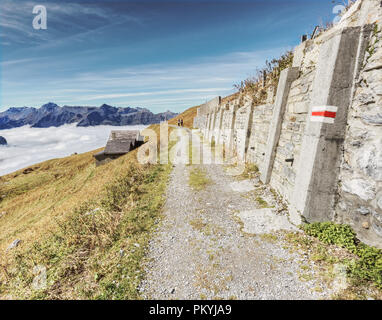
94 130 144 166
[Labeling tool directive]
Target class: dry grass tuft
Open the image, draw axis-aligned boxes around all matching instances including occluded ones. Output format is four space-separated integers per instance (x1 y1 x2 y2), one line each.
189 167 210 191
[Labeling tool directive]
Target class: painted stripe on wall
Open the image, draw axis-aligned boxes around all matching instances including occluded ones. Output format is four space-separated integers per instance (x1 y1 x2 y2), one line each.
311 111 337 118
312 106 338 113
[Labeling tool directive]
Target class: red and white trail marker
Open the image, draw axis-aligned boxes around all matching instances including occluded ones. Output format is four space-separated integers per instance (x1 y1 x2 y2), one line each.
310 106 338 124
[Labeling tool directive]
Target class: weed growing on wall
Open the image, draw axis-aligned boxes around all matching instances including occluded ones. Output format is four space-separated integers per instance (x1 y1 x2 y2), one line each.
233 51 294 105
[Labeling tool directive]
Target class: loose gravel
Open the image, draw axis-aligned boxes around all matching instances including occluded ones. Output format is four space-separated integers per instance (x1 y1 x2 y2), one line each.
139 162 337 300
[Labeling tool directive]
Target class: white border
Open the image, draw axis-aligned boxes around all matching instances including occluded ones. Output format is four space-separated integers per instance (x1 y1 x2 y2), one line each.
311 106 338 113
310 116 335 124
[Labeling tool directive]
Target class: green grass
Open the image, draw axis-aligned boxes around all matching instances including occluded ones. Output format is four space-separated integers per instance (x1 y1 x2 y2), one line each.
239 163 259 180
256 196 269 208
365 23 380 66
189 167 210 191
258 233 278 243
0 149 112 255
302 222 382 289
189 217 223 237
189 217 208 233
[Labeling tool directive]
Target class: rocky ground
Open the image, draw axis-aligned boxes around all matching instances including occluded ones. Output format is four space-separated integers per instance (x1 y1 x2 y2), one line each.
139 159 341 300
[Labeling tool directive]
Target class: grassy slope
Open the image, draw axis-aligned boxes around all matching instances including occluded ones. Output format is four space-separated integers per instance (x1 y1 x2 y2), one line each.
168 105 198 128
0 106 198 299
0 149 106 253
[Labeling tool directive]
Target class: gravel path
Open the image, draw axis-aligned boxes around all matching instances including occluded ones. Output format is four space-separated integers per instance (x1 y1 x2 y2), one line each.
139 161 336 300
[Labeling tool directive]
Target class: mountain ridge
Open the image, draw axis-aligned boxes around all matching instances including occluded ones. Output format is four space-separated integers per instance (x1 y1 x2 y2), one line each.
0 103 178 129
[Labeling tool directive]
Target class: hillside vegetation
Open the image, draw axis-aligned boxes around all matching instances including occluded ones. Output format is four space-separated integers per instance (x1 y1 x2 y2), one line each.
0 107 197 299
168 105 198 128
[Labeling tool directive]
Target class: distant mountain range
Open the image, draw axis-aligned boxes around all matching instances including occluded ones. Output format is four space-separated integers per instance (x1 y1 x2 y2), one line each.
0 103 178 130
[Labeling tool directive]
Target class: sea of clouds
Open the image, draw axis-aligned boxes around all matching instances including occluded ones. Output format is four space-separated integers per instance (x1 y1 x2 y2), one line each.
0 124 147 176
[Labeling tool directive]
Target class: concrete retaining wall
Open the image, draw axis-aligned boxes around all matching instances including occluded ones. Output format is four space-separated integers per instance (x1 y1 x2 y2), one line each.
247 104 273 166
335 21 382 248
192 0 382 247
233 97 253 161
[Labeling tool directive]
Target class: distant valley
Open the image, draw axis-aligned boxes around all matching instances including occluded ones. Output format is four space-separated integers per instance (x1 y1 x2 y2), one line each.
0 103 178 129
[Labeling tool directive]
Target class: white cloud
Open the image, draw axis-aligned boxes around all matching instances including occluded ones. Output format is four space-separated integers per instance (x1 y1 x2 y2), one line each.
0 57 41 67
0 124 146 176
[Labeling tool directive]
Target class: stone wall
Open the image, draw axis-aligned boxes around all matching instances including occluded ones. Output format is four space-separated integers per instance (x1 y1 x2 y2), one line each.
232 96 253 161
213 109 224 144
193 96 221 129
219 100 238 152
209 111 217 142
336 19 382 248
191 0 382 248
246 104 273 165
269 40 319 204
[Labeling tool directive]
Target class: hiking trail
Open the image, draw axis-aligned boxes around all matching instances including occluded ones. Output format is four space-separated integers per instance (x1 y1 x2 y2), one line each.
139 145 339 299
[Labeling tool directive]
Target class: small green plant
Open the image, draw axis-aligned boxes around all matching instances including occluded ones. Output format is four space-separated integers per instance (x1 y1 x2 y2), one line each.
259 233 278 243
373 23 380 37
256 196 268 208
303 222 358 251
189 167 210 191
365 23 380 64
189 217 208 233
240 163 259 180
302 222 382 289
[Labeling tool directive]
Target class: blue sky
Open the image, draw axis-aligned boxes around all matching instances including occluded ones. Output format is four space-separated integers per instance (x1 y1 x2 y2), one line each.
0 0 340 113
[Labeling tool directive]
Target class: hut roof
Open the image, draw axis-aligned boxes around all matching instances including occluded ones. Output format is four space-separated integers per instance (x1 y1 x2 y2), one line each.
104 130 143 155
